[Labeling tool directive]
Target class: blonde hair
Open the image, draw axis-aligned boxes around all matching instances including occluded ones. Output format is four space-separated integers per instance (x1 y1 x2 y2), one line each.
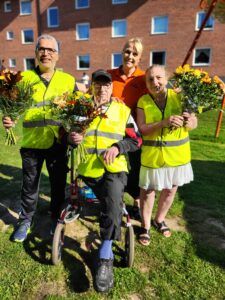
122 37 143 56
145 65 170 79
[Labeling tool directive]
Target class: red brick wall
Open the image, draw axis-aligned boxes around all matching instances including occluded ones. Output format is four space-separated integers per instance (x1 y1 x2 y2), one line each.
0 0 225 79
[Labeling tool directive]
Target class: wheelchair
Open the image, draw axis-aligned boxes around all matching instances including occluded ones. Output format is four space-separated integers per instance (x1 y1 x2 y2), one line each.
51 148 135 267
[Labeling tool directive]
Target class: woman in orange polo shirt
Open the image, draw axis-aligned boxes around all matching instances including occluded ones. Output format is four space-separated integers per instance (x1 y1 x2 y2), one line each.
108 38 148 219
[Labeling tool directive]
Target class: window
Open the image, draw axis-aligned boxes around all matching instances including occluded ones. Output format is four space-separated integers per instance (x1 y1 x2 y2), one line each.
112 0 128 4
6 31 14 40
77 55 90 70
150 51 166 65
193 48 211 66
47 7 59 28
112 20 127 37
75 0 89 9
22 29 34 43
9 58 16 68
196 11 214 30
4 1 12 12
112 53 122 68
152 16 168 34
76 23 90 40
20 0 31 15
24 58 35 70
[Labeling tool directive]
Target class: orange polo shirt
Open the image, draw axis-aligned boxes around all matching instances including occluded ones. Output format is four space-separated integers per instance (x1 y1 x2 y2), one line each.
107 66 148 113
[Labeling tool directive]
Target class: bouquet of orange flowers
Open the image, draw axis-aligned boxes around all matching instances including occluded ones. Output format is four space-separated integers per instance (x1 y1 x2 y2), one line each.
51 91 107 164
0 69 35 145
169 64 225 113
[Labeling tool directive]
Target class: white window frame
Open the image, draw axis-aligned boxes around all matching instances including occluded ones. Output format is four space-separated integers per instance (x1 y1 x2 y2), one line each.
193 48 211 66
195 11 214 31
150 50 166 66
112 0 128 4
151 16 168 34
76 23 90 40
76 55 90 70
4 1 12 12
9 58 16 68
21 29 34 44
24 58 35 70
112 53 122 68
112 19 127 37
47 7 59 28
6 31 14 40
20 0 32 16
75 0 90 9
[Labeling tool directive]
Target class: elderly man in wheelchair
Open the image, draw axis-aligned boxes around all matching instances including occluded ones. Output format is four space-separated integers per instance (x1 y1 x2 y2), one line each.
68 69 141 293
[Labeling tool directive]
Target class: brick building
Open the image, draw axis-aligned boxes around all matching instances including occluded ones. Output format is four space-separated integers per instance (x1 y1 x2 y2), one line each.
0 0 225 80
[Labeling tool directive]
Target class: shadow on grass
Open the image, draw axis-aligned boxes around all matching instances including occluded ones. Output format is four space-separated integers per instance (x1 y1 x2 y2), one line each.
180 159 225 268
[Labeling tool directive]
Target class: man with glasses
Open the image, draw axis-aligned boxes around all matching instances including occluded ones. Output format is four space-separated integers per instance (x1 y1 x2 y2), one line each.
2 34 85 242
68 69 141 293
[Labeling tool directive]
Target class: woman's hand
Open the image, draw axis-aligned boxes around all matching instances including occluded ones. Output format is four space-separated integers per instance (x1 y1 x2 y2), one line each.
68 132 84 145
103 146 119 165
182 112 198 130
2 116 14 129
165 115 184 128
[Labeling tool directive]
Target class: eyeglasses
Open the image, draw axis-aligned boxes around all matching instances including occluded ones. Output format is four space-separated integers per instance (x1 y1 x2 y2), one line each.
94 83 111 89
37 47 57 55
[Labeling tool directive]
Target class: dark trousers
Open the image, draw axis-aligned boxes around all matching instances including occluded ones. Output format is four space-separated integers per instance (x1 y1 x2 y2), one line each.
80 171 127 241
125 149 141 199
19 142 68 222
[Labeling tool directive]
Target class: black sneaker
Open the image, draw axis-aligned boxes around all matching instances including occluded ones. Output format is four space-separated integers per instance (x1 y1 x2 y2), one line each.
95 259 114 293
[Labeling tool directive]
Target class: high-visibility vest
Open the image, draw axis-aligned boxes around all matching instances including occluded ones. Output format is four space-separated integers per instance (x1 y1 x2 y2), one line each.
78 101 131 178
139 89 191 168
21 69 75 149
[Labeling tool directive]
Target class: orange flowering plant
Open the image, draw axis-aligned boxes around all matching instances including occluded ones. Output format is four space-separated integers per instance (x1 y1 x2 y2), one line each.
0 69 35 145
51 91 107 164
169 64 225 113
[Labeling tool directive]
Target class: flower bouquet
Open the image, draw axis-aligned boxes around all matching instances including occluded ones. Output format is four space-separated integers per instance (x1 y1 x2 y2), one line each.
169 64 225 114
51 91 107 165
0 69 35 145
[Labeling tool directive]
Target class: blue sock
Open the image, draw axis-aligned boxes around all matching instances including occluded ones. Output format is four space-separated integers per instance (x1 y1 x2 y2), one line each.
99 240 114 260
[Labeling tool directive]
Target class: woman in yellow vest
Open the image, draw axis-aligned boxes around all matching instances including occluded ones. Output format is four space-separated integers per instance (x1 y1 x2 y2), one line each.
136 65 197 246
69 69 141 293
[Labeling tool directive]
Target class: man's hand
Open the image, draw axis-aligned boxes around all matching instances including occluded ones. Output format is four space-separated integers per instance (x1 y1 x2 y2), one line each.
165 115 184 128
2 116 14 129
68 132 84 145
103 146 119 165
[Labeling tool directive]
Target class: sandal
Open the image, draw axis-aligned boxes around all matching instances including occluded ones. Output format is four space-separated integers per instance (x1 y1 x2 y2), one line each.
152 220 171 238
138 228 150 246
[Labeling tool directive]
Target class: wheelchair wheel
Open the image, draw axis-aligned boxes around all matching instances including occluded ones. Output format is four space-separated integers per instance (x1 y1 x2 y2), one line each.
125 225 134 267
52 223 65 265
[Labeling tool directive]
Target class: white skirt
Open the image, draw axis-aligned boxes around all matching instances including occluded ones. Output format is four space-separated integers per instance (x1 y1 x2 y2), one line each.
139 163 194 191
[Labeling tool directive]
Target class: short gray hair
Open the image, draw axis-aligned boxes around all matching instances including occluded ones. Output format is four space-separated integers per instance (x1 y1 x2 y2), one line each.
35 34 59 52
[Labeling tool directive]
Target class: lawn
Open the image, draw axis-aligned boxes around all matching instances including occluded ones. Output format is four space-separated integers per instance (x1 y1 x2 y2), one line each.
0 110 225 300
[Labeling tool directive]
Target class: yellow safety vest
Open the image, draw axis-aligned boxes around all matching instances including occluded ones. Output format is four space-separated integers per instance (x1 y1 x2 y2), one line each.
139 89 191 168
78 101 131 178
21 69 75 149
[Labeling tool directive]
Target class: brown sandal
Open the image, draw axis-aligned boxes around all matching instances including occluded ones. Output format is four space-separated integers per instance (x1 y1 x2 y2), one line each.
152 220 171 238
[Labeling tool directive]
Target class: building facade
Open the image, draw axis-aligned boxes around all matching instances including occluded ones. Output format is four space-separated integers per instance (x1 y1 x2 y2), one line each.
0 0 225 80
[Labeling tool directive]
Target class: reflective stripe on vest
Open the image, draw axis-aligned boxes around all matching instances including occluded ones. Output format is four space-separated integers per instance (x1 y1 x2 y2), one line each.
86 130 123 140
23 119 62 128
143 136 189 147
31 100 51 108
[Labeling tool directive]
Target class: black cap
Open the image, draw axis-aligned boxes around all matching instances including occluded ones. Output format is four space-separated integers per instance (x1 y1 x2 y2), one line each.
92 69 112 82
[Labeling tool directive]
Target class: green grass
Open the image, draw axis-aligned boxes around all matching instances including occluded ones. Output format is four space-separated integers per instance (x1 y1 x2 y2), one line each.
0 111 225 299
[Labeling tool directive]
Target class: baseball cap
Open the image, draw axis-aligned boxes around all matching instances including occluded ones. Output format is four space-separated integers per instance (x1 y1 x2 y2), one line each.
92 69 112 82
